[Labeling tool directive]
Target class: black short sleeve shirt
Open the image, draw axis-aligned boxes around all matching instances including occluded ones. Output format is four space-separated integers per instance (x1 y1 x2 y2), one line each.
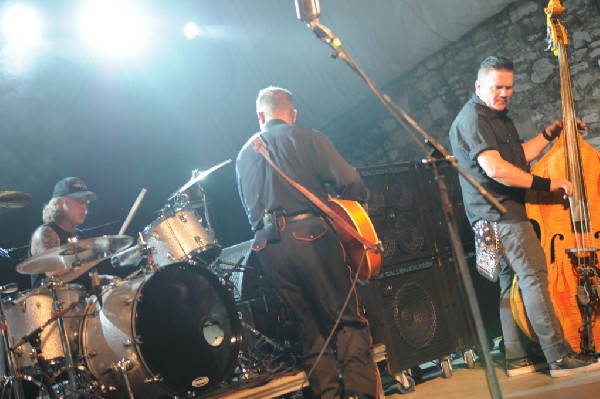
449 94 529 224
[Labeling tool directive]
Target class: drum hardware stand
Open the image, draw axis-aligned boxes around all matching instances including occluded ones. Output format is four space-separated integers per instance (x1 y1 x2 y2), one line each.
11 326 58 399
0 283 25 399
192 182 217 246
212 258 247 296
90 269 103 308
110 358 134 399
49 281 81 398
240 320 286 353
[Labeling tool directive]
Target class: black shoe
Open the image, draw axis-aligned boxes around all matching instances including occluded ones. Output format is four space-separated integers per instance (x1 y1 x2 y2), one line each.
550 353 600 377
506 356 548 377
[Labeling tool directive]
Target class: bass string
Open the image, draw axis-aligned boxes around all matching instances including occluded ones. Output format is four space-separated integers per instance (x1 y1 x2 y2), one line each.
558 41 595 267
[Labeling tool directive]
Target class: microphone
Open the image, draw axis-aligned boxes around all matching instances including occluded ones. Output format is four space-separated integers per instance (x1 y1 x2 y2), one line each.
293 0 340 49
294 0 320 23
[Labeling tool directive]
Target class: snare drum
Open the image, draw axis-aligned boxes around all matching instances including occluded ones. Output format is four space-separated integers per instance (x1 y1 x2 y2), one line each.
4 284 85 372
144 208 221 266
80 262 242 398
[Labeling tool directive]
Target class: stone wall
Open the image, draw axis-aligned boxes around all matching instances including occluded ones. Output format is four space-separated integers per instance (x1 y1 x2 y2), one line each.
325 0 600 167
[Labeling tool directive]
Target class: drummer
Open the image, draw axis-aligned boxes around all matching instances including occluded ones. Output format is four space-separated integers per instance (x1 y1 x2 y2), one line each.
28 177 117 291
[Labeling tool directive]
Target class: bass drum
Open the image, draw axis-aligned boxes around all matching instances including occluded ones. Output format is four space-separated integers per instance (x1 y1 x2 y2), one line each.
80 263 242 398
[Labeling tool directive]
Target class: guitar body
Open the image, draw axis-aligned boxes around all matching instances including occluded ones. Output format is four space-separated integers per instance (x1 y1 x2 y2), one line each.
328 198 381 281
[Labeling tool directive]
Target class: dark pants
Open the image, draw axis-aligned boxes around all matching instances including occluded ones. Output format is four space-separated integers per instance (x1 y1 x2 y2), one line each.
253 216 377 399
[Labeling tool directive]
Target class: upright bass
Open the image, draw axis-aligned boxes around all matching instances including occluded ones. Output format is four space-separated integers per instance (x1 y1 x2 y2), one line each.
511 0 600 354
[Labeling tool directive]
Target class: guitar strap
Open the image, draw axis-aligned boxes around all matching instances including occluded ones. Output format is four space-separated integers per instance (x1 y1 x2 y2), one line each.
250 134 378 252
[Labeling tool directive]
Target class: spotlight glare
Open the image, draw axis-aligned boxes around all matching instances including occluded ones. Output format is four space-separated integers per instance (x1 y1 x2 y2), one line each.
80 0 150 58
183 21 199 40
1 4 42 48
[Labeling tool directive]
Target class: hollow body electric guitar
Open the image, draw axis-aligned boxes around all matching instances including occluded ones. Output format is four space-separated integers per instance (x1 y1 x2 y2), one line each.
328 198 381 281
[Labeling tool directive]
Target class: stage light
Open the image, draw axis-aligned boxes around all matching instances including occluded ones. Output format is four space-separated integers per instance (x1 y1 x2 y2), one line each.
79 0 150 58
0 3 43 74
1 3 42 49
183 21 199 40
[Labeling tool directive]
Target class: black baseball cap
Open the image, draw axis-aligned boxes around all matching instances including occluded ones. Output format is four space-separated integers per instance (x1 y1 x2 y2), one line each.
52 177 97 200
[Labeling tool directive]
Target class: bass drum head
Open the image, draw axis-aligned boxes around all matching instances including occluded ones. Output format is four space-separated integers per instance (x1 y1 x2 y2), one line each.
135 263 242 395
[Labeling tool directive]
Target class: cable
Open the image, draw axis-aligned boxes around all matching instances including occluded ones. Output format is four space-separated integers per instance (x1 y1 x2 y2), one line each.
293 245 369 396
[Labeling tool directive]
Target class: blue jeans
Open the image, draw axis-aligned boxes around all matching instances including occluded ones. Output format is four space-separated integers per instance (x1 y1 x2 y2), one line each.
497 221 572 362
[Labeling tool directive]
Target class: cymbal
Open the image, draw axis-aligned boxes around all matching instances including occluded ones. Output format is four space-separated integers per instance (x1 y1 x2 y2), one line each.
16 235 133 282
0 191 32 212
15 254 68 274
167 159 231 201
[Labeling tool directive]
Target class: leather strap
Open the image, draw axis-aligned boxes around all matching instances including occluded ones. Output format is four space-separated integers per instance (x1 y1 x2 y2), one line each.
250 134 378 252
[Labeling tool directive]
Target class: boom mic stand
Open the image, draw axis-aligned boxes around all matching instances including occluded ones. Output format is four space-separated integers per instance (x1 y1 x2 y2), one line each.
299 18 506 399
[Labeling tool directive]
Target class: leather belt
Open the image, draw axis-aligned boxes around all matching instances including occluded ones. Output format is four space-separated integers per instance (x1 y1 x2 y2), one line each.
285 211 317 223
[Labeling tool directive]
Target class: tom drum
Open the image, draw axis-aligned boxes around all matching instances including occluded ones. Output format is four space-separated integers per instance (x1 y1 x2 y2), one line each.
3 284 86 372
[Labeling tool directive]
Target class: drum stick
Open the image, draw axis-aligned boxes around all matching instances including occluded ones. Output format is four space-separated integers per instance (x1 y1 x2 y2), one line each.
118 188 147 235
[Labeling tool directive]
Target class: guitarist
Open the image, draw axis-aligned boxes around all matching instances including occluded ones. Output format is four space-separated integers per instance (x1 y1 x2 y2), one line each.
236 86 378 399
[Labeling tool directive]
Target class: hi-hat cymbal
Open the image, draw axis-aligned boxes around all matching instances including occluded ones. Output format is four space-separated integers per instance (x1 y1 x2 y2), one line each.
167 159 231 201
16 235 133 282
0 191 32 213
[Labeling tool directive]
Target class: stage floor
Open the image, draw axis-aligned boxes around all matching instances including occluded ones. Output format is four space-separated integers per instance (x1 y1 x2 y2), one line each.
384 352 600 399
199 343 600 398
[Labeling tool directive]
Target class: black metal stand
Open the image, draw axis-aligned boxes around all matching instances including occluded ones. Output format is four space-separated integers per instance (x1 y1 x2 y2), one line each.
300 19 506 399
0 283 25 399
569 249 600 354
0 308 25 399
426 148 501 398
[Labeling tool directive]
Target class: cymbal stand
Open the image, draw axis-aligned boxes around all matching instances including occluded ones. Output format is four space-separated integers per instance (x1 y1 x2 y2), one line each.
111 359 134 399
19 328 57 399
48 281 79 398
131 237 159 278
0 284 25 399
196 183 217 242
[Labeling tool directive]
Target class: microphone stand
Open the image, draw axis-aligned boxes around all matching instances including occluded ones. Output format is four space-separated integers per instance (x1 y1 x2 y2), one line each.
301 19 505 399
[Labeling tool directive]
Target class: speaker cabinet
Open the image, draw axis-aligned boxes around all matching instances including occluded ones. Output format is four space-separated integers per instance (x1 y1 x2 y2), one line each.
421 163 475 252
361 255 471 375
358 163 442 265
358 162 473 267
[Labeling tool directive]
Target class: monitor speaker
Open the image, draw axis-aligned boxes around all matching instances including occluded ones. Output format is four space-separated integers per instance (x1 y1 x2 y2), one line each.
361 255 471 375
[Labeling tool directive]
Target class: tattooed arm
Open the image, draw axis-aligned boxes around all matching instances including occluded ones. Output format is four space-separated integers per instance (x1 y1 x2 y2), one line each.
30 225 61 256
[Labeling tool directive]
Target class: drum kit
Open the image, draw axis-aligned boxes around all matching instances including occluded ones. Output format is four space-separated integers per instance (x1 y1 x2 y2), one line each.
0 165 298 399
